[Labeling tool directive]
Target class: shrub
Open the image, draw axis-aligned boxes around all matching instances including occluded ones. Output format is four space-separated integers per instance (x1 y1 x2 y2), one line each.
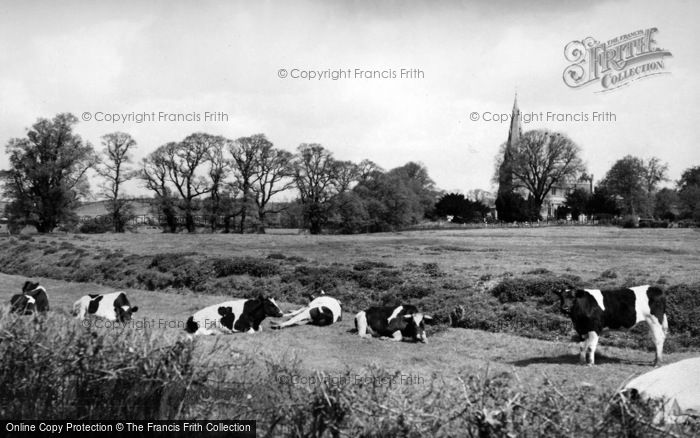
211 257 280 278
491 275 579 304
79 220 111 234
353 260 392 271
665 283 700 346
266 253 287 260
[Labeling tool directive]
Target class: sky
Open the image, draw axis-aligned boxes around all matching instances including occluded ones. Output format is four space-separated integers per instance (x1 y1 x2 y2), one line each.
0 0 698 199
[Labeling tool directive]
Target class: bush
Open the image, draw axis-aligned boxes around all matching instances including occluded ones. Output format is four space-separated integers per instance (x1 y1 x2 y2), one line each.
353 260 392 271
78 220 111 234
665 283 700 346
491 275 580 304
212 257 280 278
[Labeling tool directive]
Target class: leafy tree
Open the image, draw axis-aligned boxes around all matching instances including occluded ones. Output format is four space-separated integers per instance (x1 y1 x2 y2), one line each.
350 163 439 231
96 132 137 232
293 144 340 234
1 113 96 233
434 193 490 223
587 186 620 217
563 188 591 220
654 188 679 221
678 166 700 221
600 155 668 216
495 192 538 222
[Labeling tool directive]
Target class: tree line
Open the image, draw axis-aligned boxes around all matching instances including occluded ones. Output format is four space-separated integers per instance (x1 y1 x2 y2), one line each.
2 114 698 234
0 113 441 234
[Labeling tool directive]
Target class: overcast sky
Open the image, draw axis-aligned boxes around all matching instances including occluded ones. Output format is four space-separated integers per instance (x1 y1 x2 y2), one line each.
1 0 698 199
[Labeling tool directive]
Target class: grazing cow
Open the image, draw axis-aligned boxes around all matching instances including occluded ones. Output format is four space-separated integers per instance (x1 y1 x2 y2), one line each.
10 281 49 315
185 295 284 335
271 291 342 329
73 291 139 323
355 305 433 343
556 285 668 366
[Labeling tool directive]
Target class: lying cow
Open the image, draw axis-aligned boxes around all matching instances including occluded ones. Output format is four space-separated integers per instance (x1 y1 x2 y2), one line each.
556 285 668 366
73 291 139 323
271 291 341 329
185 295 283 335
10 281 50 315
355 305 432 343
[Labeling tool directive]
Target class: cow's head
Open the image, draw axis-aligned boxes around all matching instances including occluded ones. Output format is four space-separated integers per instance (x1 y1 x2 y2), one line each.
115 304 139 323
401 312 433 343
22 281 41 294
260 296 284 318
555 288 576 315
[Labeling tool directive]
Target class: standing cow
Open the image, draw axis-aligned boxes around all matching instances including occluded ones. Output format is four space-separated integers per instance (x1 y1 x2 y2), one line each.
557 285 668 366
271 291 341 329
73 291 139 323
10 281 50 315
185 295 284 335
355 304 432 343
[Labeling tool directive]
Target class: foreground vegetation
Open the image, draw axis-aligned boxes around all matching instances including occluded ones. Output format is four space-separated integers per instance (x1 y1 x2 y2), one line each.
0 310 696 437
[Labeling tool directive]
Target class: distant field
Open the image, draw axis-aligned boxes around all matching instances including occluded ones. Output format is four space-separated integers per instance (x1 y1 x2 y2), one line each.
23 226 700 282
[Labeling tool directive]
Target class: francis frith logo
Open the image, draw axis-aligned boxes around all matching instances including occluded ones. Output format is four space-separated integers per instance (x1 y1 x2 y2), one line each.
563 28 672 92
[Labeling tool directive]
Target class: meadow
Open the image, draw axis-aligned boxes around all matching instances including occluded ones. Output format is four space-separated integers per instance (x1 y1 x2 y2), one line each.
0 226 699 436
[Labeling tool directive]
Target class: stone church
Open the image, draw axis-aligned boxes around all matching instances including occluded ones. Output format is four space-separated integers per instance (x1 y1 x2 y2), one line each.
497 95 591 220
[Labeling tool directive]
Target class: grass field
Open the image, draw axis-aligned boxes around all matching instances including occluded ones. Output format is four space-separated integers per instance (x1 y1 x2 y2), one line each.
1 227 699 435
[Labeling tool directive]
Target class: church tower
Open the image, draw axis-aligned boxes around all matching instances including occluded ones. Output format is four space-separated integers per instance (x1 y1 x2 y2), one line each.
497 94 521 196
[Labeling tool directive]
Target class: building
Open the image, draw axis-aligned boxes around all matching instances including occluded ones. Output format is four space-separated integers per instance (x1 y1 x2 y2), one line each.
497 95 592 220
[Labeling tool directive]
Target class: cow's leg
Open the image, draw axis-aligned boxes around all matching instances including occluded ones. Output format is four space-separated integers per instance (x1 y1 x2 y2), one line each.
247 327 256 334
73 302 87 320
276 310 312 329
355 311 371 339
579 336 590 364
390 331 403 342
647 316 665 366
282 307 306 318
586 331 599 366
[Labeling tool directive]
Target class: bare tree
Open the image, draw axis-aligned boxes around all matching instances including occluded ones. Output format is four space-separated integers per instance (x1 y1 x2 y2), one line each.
334 160 360 193
166 133 218 232
205 138 233 231
141 143 179 232
96 132 137 232
230 134 269 233
253 145 294 233
497 130 585 212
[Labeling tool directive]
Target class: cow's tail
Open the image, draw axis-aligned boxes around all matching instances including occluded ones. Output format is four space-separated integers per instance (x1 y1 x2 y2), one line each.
662 314 668 335
185 316 199 334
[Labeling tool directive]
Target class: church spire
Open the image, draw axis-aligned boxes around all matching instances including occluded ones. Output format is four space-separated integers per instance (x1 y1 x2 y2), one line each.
506 92 521 151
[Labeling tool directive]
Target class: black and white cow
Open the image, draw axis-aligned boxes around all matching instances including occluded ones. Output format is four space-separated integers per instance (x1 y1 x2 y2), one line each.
185 295 284 335
10 281 50 315
73 291 139 323
271 291 341 329
355 305 433 343
557 285 668 366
